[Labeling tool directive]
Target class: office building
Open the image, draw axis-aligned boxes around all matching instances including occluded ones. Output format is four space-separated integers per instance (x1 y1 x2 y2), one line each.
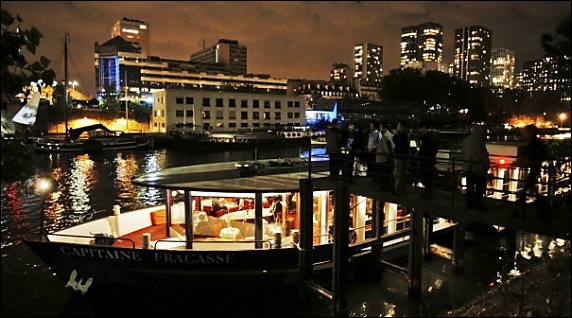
354 42 383 88
151 89 305 133
453 25 493 86
490 48 516 89
190 39 247 76
400 22 444 71
521 56 571 103
111 17 151 55
330 63 352 84
95 36 286 103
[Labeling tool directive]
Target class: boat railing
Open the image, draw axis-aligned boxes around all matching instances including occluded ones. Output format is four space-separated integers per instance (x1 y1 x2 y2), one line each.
308 147 572 208
44 232 137 247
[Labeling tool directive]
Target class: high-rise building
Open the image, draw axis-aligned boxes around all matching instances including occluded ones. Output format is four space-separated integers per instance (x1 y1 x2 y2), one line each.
490 48 516 89
354 43 383 88
400 22 443 71
111 17 151 55
453 25 493 86
330 63 352 84
521 56 571 104
190 39 247 76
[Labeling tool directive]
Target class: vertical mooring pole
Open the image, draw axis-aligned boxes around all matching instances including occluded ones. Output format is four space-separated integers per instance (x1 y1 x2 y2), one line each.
332 183 350 317
299 178 314 303
407 208 423 297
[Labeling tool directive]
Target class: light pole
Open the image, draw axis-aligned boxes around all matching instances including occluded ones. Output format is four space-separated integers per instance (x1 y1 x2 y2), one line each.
68 81 77 104
124 72 129 133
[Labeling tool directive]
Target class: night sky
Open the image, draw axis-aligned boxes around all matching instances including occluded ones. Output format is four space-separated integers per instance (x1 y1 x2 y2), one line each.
3 1 570 97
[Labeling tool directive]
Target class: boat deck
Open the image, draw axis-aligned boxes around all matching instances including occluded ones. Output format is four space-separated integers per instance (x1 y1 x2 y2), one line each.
113 224 168 248
112 223 288 250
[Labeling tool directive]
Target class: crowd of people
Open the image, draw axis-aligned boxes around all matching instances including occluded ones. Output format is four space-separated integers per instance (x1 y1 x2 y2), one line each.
325 118 440 199
325 119 552 217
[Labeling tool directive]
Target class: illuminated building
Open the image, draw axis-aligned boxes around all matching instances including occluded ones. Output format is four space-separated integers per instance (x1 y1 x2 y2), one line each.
400 22 444 72
453 25 493 86
330 63 352 84
95 37 286 104
111 17 151 56
521 56 571 104
490 48 516 89
190 39 247 76
151 89 306 133
354 42 383 88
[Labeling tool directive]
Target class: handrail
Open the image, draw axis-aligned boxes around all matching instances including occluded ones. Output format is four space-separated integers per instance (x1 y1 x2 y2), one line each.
43 232 136 248
309 147 572 207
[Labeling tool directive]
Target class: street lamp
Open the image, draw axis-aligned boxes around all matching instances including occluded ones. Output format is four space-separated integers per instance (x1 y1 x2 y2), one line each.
68 80 78 101
35 177 53 239
559 113 567 128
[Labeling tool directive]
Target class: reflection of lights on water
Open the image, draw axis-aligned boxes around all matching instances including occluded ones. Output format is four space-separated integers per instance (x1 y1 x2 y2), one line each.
427 278 444 293
45 155 96 230
300 147 328 161
349 300 396 317
519 234 570 261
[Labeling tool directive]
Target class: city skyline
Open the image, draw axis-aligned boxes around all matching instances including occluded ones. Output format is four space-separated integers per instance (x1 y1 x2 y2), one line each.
3 1 570 97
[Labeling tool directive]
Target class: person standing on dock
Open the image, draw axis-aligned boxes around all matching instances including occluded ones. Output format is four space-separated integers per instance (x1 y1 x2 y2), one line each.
416 122 439 200
375 122 394 191
326 118 343 180
365 120 382 180
515 124 550 218
462 124 490 211
392 121 410 195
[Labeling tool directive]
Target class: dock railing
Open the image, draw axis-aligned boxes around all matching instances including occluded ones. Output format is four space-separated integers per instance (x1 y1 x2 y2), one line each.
308 145 572 210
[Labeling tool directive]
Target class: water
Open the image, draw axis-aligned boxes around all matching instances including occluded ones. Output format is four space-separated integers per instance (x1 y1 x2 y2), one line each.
1 146 569 317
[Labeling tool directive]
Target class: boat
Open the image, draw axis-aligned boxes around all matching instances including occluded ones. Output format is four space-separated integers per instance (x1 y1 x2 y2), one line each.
23 156 457 293
31 124 150 153
167 128 312 150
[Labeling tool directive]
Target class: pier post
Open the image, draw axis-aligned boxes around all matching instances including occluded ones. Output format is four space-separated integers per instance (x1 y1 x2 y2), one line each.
299 178 314 303
184 190 193 249
367 199 384 280
423 214 434 260
332 183 350 317
407 208 423 297
452 222 466 273
254 192 263 249
165 189 173 238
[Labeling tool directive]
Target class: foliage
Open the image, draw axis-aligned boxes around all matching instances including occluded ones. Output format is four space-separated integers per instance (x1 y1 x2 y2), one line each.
1 136 38 184
1 9 50 187
1 9 56 109
540 12 571 67
100 83 122 112
129 101 152 123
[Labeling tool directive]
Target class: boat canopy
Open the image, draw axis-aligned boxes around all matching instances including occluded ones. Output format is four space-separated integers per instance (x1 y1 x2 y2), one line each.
69 124 116 140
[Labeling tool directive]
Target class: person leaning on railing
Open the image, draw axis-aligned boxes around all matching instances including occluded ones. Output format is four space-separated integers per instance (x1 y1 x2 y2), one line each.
462 124 490 211
325 118 343 180
514 124 551 218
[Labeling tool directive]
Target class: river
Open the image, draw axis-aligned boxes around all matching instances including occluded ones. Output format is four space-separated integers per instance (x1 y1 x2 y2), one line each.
1 146 569 317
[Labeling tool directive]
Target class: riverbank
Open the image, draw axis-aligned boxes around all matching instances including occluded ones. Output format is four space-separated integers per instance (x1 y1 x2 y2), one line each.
448 249 571 317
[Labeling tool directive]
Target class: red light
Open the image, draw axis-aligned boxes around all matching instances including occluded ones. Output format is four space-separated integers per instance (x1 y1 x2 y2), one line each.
499 158 506 165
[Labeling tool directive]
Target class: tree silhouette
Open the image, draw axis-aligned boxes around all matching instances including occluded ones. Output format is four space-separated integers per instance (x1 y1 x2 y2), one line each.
1 9 54 186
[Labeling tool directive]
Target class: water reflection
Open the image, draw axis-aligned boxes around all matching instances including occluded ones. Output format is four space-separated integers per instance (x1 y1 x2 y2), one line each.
0 183 37 248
